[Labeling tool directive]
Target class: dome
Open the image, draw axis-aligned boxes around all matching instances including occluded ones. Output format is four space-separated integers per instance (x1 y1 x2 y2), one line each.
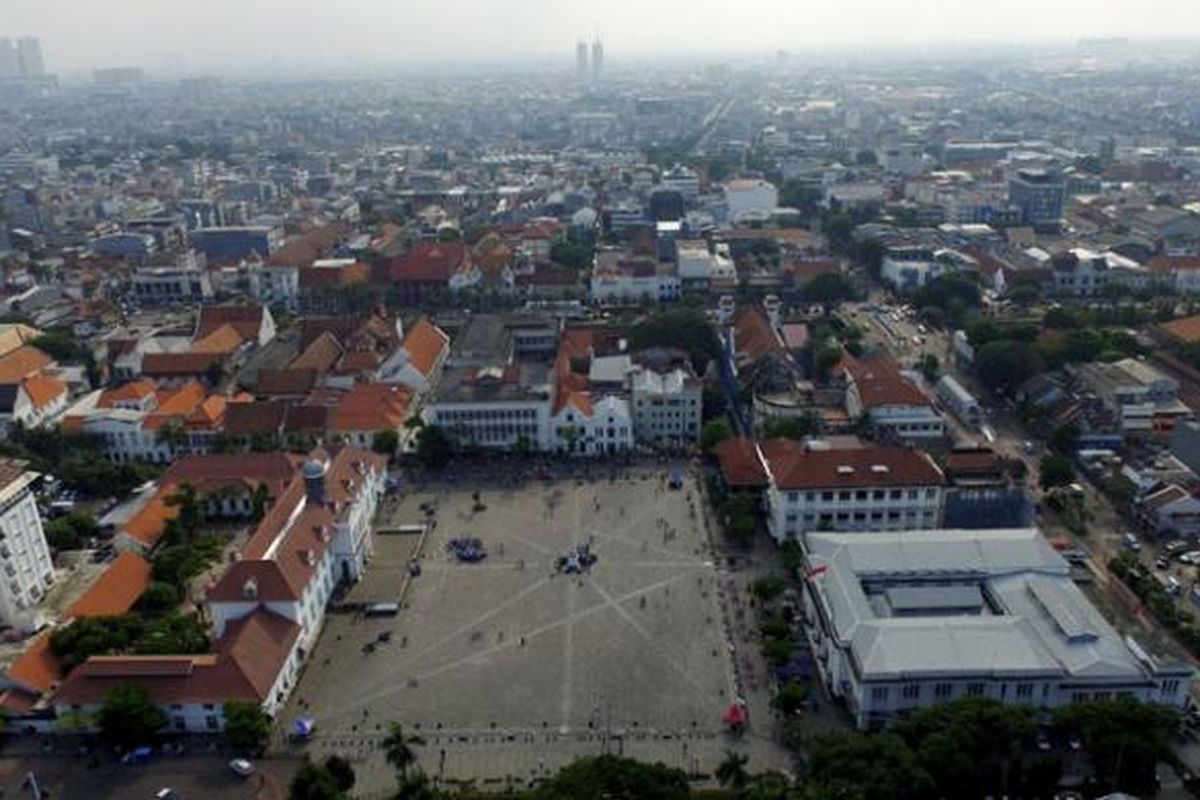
302 458 326 480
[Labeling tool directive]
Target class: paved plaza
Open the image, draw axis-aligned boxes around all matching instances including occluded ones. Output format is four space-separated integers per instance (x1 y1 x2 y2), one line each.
284 469 790 792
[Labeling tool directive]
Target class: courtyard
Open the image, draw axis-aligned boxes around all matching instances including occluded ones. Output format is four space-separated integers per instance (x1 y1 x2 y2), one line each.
284 468 780 788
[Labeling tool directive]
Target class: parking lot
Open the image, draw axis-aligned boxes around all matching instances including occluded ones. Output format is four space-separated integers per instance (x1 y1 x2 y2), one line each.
285 470 759 786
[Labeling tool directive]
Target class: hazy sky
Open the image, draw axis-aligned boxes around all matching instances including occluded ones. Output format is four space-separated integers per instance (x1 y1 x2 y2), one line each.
7 0 1200 75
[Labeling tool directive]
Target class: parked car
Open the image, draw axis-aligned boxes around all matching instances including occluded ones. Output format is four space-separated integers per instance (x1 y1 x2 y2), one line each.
1165 540 1187 554
228 758 254 777
1036 731 1051 751
1178 550 1200 565
1156 555 1172 570
1122 533 1142 552
1167 576 1184 596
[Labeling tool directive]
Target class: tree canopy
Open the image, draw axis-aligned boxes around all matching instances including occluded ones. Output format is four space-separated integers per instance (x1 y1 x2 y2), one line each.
629 308 722 373
975 340 1044 396
97 684 168 748
531 754 689 800
223 700 272 754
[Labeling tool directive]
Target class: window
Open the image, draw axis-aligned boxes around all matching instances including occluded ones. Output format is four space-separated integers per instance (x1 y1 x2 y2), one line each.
206 715 219 730
870 686 889 704
1162 679 1181 694
934 683 953 699
902 684 920 700
966 683 985 697
1016 683 1033 700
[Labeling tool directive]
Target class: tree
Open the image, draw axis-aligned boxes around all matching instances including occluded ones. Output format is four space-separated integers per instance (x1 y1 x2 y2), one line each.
135 582 179 616
715 751 751 793
96 684 168 748
373 428 400 456
155 419 188 452
629 309 722 374
750 575 786 603
323 755 356 792
43 510 100 551
701 418 734 452
975 340 1043 396
289 758 349 800
1054 697 1178 795
1049 423 1081 456
801 272 857 307
808 732 935 800
772 681 811 716
382 722 423 779
721 492 758 540
531 754 689 800
1039 455 1076 491
916 354 939 383
761 413 818 441
415 425 453 469
897 698 1035 798
223 700 271 754
165 482 204 544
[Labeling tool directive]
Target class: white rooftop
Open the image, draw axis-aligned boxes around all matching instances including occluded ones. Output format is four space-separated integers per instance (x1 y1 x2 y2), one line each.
808 528 1178 682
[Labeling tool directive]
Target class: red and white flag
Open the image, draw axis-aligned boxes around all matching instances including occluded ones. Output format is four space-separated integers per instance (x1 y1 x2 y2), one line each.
806 563 829 580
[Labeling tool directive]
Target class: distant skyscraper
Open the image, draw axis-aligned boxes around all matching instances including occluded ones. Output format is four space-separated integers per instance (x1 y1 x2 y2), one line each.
591 38 604 79
575 40 588 79
0 38 16 79
16 37 44 77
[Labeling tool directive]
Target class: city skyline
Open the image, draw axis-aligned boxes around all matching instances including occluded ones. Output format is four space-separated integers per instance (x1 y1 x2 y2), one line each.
4 0 1200 75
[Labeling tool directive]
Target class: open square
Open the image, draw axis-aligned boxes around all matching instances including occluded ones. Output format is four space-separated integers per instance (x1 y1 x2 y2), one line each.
290 470 737 749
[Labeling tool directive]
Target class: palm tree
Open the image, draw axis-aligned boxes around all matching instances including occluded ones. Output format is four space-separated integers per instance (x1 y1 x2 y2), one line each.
715 753 744 796
382 722 424 779
165 482 203 544
716 750 751 794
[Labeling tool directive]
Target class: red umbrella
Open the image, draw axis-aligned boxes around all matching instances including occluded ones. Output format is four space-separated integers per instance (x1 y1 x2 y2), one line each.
723 702 747 726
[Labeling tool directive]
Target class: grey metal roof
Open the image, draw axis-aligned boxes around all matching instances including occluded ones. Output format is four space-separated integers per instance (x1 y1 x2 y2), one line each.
808 528 1175 682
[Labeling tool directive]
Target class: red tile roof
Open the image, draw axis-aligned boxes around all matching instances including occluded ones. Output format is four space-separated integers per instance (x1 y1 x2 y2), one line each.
715 438 770 488
53 608 300 707
844 356 930 408
63 552 152 618
141 351 223 378
402 317 449 378
731 305 784 365
196 305 267 342
328 384 412 432
388 242 468 283
0 345 53 385
762 440 944 491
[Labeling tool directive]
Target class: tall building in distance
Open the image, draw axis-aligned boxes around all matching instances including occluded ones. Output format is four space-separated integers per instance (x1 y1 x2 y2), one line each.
591 38 604 79
1008 167 1065 228
15 37 44 77
575 40 588 79
0 38 16 79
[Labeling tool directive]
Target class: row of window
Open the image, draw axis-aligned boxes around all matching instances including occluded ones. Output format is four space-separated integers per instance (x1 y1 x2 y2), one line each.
786 488 939 504
438 407 538 422
868 681 1149 708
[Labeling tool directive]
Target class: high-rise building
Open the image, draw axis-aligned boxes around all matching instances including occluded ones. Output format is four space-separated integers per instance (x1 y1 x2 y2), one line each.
591 38 604 79
575 40 588 78
0 459 55 628
16 37 44 77
0 38 16 79
1008 168 1065 227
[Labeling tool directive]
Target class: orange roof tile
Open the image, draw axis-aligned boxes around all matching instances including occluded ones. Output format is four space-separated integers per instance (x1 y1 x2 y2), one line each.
22 374 66 410
328 384 411 432
0 345 53 385
63 552 152 618
7 633 61 693
402 317 449 378
191 323 246 355
121 489 180 548
98 379 157 408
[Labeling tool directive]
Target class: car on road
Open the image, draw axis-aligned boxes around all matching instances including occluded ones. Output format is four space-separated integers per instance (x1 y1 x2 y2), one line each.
1035 731 1051 751
155 790 182 800
1122 533 1142 552
1167 576 1184 595
229 758 254 777
1067 734 1082 751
